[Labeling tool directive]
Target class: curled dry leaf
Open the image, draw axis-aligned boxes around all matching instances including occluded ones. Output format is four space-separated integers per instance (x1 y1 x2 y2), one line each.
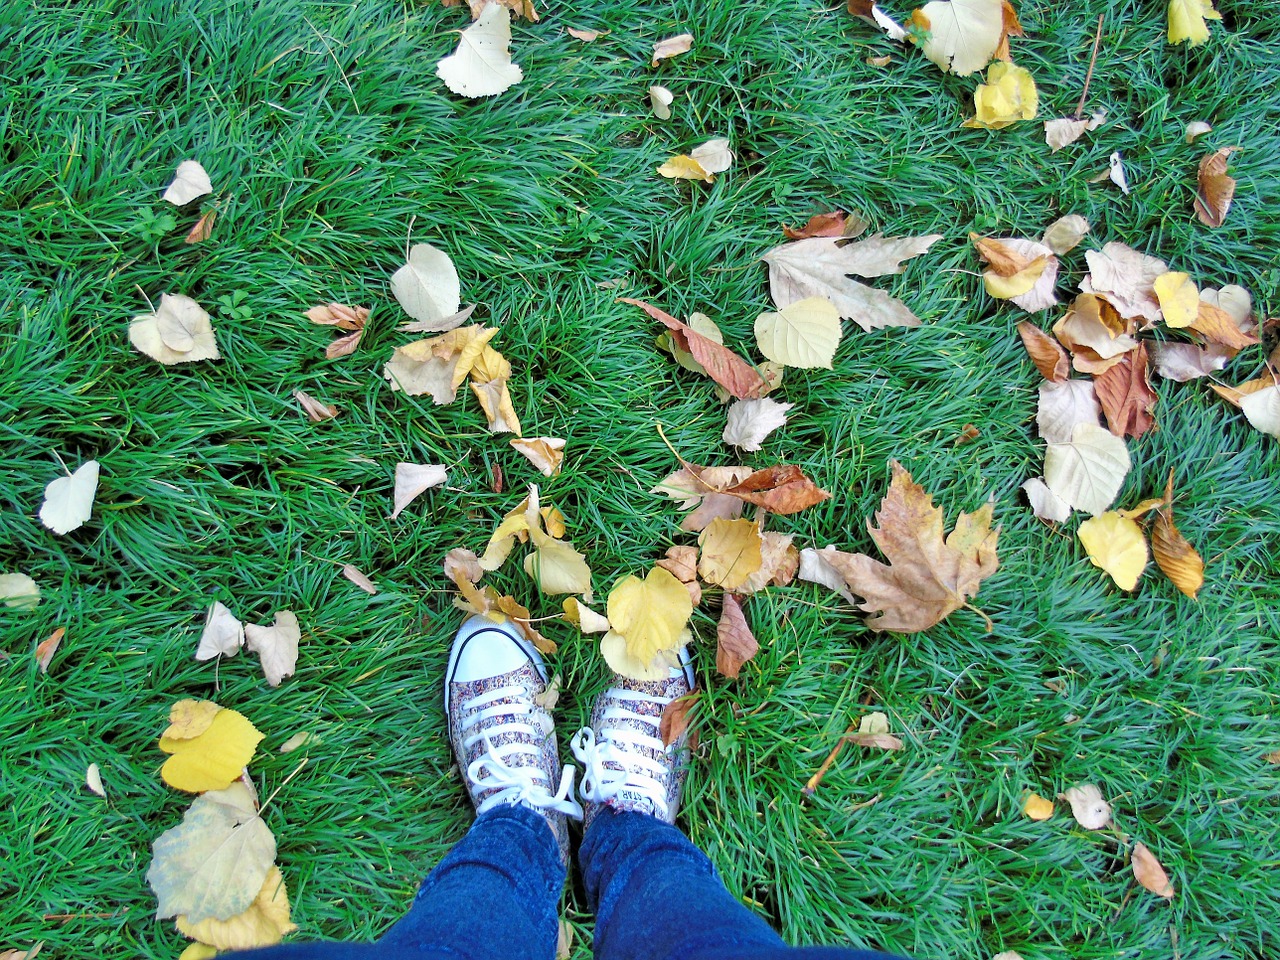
1078 512 1148 590
1149 341 1231 382
689 138 734 174
392 462 448 519
657 154 713 183
1054 296 1138 375
567 27 604 41
341 564 377 595
563 597 610 634
783 210 865 240
735 531 798 596
847 1 907 41
659 690 700 746
0 572 40 610
677 460 832 516
533 673 562 712
1184 120 1212 143
1016 321 1069 382
384 326 498 401
472 377 522 436
1081 244 1167 327
35 627 65 674
510 437 565 477
1044 422 1131 516
130 294 221 366
1093 341 1157 438
399 304 477 334
651 33 693 66
1194 146 1240 227
1059 783 1111 829
279 731 318 754
86 762 106 798
1041 214 1089 255
197 600 244 660
652 465 750 532
1044 110 1105 152
163 160 212 206
715 593 758 679
648 85 673 120
436 3 523 98
1022 478 1071 523
185 209 217 245
1239 385 1280 438
623 298 766 399
1152 509 1204 599
244 611 301 688
1190 302 1259 351
848 710 903 750
1107 151 1130 195
306 302 369 358
294 389 338 422
1022 791 1054 820
1132 841 1175 898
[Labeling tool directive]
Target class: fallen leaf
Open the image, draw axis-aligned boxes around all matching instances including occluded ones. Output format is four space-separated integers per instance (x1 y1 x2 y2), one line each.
1022 791 1054 820
911 0 1005 76
655 545 698 584
1016 321 1069 382
510 437 565 476
1093 341 1157 438
86 763 106 798
196 601 244 660
1078 511 1148 590
992 953 1026 960
159 706 264 793
278 731 318 754
1059 783 1111 829
1168 0 1222 46
763 234 943 331
652 465 751 532
471 377 522 435
679 461 832 516
562 597 611 633
567 27 604 41
384 326 498 401
0 573 41 609
602 566 693 680
1152 506 1204 599
1239 385 1280 438
130 294 221 365
1044 110 1105 151
975 236 1057 311
436 3 523 98
657 154 713 183
0 945 42 960
293 389 338 422
306 302 369 358
754 296 843 369
848 0 908 40
1194 146 1239 228
1200 284 1254 330
736 531 799 595
391 243 462 329
489 592 557 654
1037 379 1100 445
659 690 700 746
847 711 904 750
1153 272 1199 328
524 534 593 597
698 518 764 591
398 304 477 334
1106 151 1130 195
1081 244 1167 327
953 423 980 446
800 463 998 632
392 462 449 519
1022 477 1071 522
652 33 693 66
148 782 276 924
1149 341 1231 382
185 209 217 244
715 594 758 678
648 84 673 119
689 138 734 174
34 627 64 674
1132 841 1175 898
244 611 301 688
991 0 1023 60
163 700 223 741
176 864 297 950
1044 422 1131 516
341 564 377 595
179 943 218 960
1184 120 1212 143
866 53 893 66
1053 294 1138 373
1190 301 1260 351
723 398 794 451
163 160 213 205
964 61 1038 129
783 210 864 240
1041 214 1089 255
623 298 766 399
446 0 538 21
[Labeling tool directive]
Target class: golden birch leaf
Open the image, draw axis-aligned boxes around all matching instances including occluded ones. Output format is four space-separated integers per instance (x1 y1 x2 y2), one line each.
1022 791 1054 820
563 597 610 634
964 61 1038 129
1168 0 1222 46
38 460 99 535
1153 272 1199 328
689 138 734 174
1078 512 1147 590
600 629 685 681
147 782 275 923
471 377 522 435
754 296 842 369
176 866 297 949
160 707 264 793
1152 510 1204 599
913 0 1004 75
436 3 523 98
244 611 301 688
1059 783 1111 829
1131 841 1175 898
697 518 764 591
657 154 713 182
984 257 1046 299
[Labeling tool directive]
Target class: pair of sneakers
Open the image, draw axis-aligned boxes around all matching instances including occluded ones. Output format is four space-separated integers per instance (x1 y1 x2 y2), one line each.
444 615 694 860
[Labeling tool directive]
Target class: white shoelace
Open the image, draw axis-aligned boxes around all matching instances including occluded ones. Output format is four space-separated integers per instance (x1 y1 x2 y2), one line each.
459 684 583 819
572 689 673 819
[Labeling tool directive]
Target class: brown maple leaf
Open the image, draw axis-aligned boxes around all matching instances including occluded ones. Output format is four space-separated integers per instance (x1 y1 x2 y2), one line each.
622 298 766 399
805 462 999 632
1094 340 1157 438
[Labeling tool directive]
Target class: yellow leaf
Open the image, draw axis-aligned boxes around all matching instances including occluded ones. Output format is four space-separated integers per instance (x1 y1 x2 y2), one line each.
983 257 1047 299
163 699 223 741
177 866 298 950
478 498 533 571
563 597 610 634
1078 512 1148 591
1022 791 1054 820
964 61 1038 129
160 707 264 793
1152 510 1204 599
1153 272 1199 328
178 944 218 960
657 155 713 183
753 296 843 369
697 518 764 591
523 536 593 598
471 377 522 435
510 437 565 477
604 566 694 678
1168 0 1221 46
469 344 511 382
601 629 687 681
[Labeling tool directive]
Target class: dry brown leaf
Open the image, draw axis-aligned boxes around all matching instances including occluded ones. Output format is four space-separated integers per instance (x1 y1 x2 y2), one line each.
1054 293 1138 373
992 0 1023 60
493 593 557 654
1081 244 1167 328
1152 509 1204 600
35 627 64 674
294 389 338 422
1132 841 1175 899
1189 302 1260 351
866 53 893 66
782 210 865 240
306 302 369 358
655 545 698 583
567 27 605 41
676 461 833 516
623 299 766 399
510 437 565 477
970 233 1028 277
1208 376 1274 408
392 462 448 519
798 463 998 632
341 564 377 595
1043 110 1105 152
398 304 477 334
648 84 673 119
736 531 799 595
1195 146 1239 228
715 593 758 679
1041 214 1090 255
651 33 693 66
1016 320 1069 381
471 378 522 435
185 209 217 244
657 154 713 183
698 518 763 591
1093 341 1157 438
562 597 610 634
659 690 700 746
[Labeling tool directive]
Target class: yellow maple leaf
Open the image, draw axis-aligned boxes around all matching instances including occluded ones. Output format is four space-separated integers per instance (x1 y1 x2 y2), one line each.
159 707 264 793
1022 791 1054 820
1168 0 1221 46
964 61 1038 129
177 866 297 951
603 567 693 679
1077 512 1148 590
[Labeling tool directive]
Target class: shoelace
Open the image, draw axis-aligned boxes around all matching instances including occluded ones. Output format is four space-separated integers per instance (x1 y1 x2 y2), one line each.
572 689 674 819
460 684 583 819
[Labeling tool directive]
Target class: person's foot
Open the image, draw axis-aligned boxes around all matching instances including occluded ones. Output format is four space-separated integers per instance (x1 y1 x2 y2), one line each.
445 615 582 861
571 647 695 828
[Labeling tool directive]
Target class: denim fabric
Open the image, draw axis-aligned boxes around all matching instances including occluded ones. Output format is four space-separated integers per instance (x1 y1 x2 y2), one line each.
224 803 910 960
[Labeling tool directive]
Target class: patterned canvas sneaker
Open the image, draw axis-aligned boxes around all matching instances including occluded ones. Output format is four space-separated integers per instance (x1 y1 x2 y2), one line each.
445 615 582 861
571 647 696 827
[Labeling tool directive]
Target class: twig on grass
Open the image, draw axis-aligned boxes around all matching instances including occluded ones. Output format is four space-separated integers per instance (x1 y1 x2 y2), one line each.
1073 15 1105 119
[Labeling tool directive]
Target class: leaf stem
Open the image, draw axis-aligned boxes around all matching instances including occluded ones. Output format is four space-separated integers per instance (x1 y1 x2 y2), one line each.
1073 15 1105 119
257 757 309 816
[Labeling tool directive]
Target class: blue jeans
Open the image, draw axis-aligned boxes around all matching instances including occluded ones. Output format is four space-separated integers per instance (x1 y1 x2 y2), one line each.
228 804 909 960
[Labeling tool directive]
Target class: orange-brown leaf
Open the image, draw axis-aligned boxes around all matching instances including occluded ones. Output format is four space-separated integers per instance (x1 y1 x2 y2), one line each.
35 627 65 674
782 210 866 240
1093 340 1157 438
1132 841 1175 899
1152 510 1204 600
970 233 1030 277
715 594 758 679
184 209 216 244
622 298 766 400
659 690 700 746
1016 320 1069 382
993 0 1024 61
1209 376 1274 408
1194 146 1239 228
1190 302 1260 351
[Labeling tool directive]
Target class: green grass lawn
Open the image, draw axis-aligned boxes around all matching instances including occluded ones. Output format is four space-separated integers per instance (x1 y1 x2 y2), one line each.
3 0 1279 957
